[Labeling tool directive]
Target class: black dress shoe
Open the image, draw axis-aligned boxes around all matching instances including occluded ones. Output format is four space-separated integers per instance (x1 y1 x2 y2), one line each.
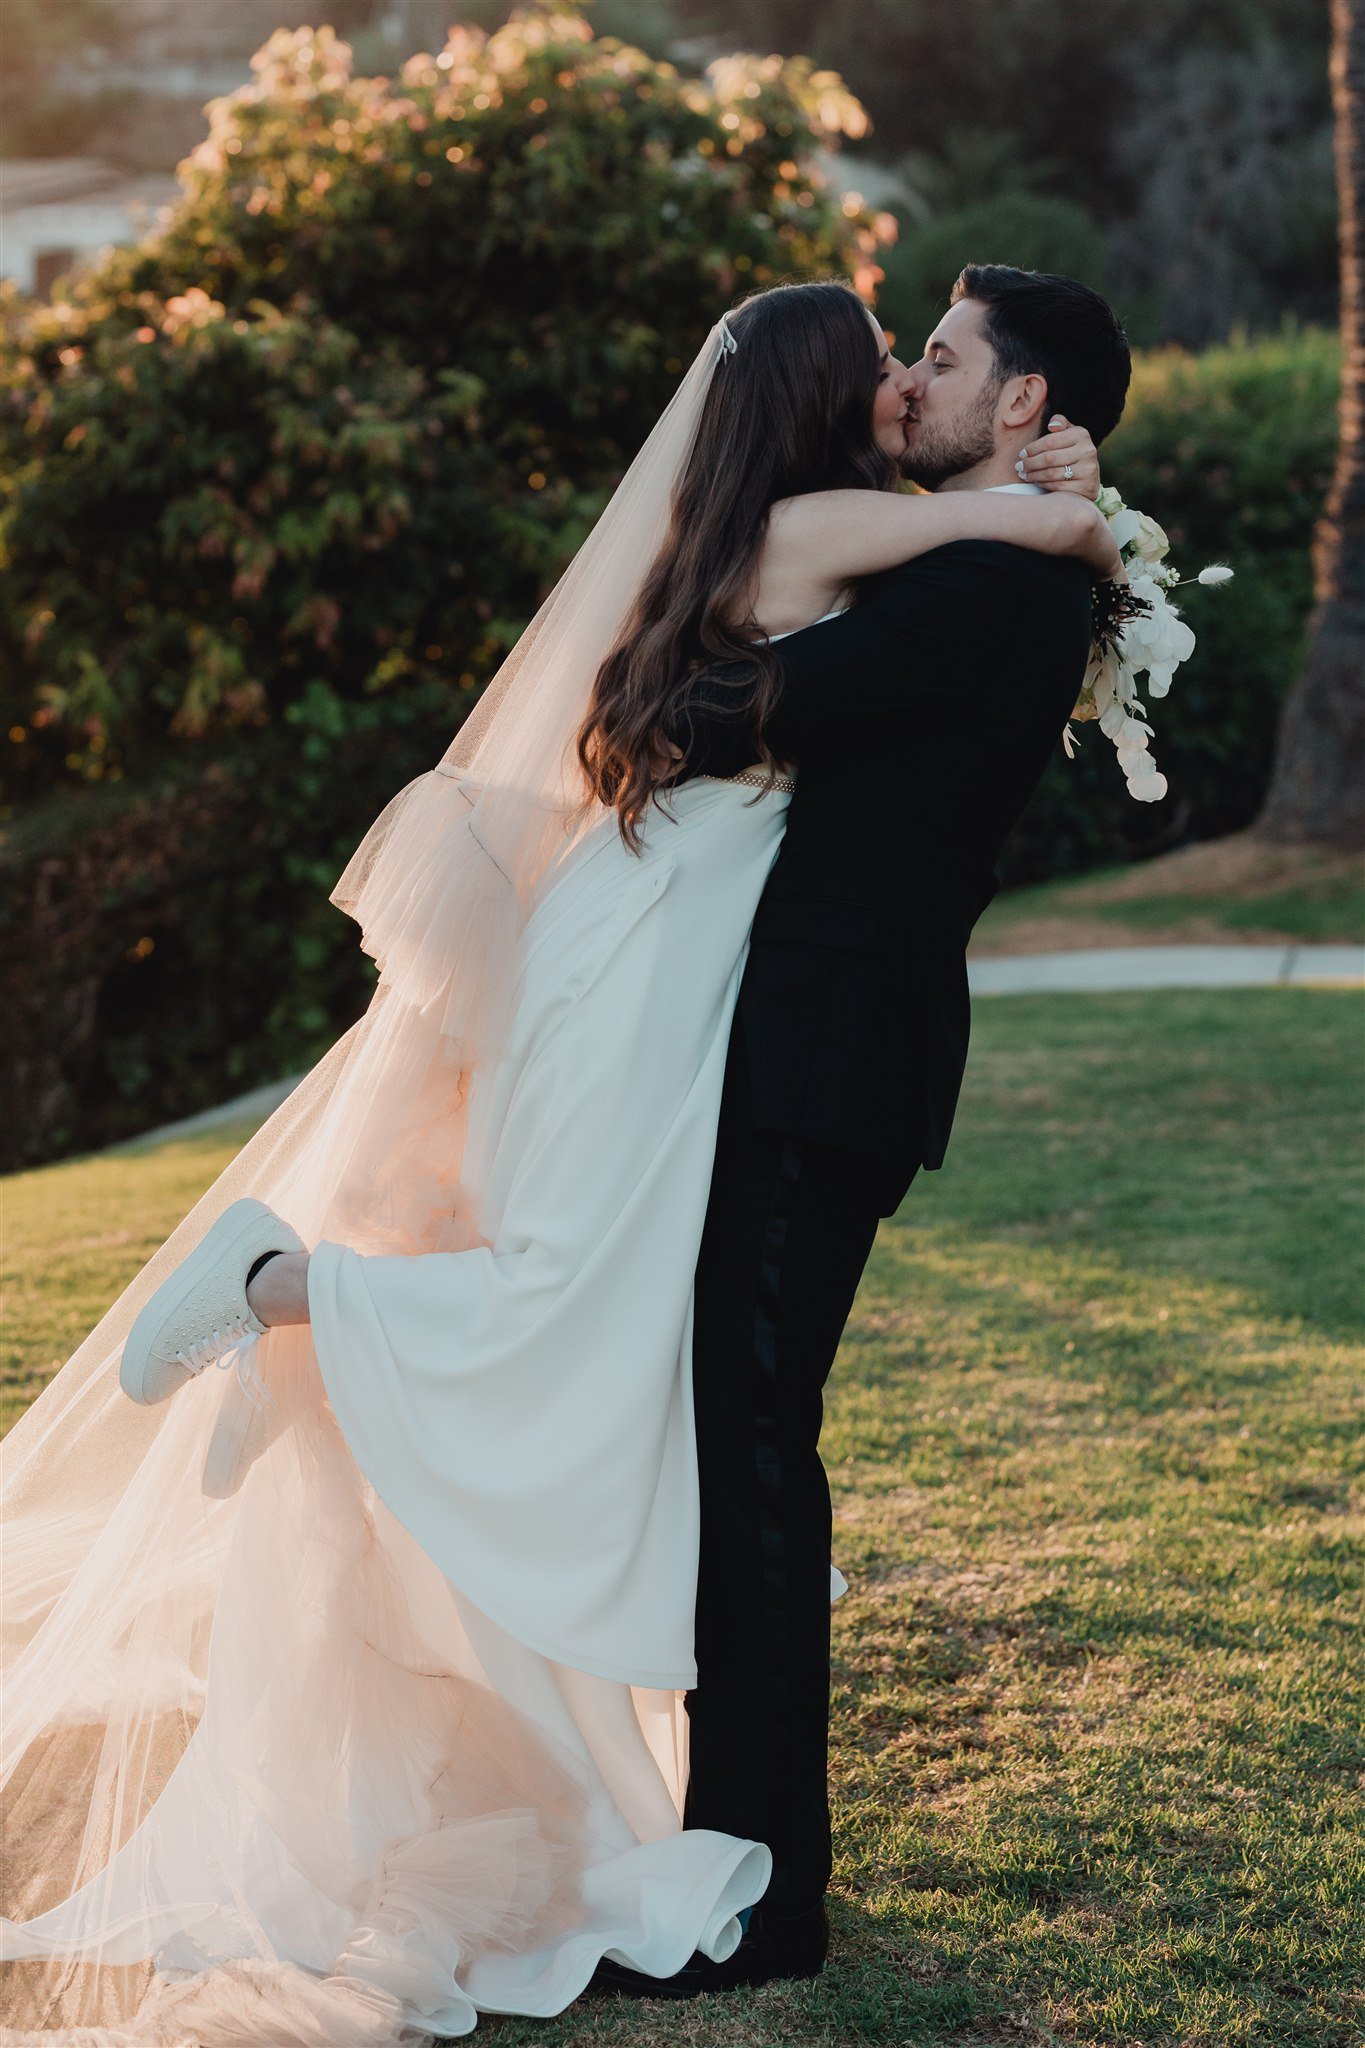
587 1899 828 2000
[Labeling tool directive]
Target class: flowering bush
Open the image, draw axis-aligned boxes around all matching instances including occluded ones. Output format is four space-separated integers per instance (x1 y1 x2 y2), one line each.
0 7 885 1167
1 9 887 806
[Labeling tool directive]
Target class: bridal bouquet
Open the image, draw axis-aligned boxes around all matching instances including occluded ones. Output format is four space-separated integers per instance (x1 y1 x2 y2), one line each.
1066 486 1233 802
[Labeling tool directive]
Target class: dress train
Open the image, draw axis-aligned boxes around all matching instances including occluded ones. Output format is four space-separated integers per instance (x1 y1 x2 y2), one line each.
2 775 789 2041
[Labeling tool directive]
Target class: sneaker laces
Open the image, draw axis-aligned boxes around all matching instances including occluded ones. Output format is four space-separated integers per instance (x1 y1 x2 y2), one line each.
174 1315 274 1409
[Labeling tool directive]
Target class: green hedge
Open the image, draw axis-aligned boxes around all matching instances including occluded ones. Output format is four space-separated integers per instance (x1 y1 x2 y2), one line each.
999 325 1339 888
1 14 880 805
3 327 1340 1168
0 704 448 1169
1 8 884 1169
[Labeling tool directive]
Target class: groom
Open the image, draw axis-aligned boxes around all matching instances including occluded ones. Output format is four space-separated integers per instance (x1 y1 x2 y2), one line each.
598 264 1133 1996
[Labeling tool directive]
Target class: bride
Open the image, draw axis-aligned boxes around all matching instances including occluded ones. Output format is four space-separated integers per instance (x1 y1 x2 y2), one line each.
1 280 1116 2044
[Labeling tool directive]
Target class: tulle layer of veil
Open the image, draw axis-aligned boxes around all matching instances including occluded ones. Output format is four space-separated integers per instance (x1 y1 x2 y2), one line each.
0 323 773 2042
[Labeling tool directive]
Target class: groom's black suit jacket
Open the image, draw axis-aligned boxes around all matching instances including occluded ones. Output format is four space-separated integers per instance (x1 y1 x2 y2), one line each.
689 540 1093 1216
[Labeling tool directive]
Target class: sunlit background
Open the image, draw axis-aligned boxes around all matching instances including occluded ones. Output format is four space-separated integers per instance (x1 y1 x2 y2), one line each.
0 1 1350 1170
3 0 1334 341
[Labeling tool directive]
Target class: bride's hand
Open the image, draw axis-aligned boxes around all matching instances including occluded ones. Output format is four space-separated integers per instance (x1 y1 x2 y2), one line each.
1018 415 1101 498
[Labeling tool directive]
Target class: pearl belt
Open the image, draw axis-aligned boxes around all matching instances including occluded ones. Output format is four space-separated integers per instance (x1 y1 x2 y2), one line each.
725 766 798 795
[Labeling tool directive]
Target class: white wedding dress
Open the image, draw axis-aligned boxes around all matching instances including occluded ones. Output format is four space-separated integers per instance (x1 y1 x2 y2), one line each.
1 771 804 2044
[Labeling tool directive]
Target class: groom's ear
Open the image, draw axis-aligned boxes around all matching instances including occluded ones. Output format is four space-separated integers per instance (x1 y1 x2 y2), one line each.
998 372 1050 435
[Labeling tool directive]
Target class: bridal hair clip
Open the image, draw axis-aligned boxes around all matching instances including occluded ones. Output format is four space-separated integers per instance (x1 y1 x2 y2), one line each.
716 314 738 361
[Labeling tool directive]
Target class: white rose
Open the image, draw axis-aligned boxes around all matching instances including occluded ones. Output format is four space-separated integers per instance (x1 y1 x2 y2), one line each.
1130 511 1171 564
1096 484 1125 519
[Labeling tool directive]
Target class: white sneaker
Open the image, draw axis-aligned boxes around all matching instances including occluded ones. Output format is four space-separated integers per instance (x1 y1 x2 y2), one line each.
118 1197 305 1407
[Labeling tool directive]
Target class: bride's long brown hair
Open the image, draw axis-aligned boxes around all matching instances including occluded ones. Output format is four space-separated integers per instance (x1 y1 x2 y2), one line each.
576 281 899 847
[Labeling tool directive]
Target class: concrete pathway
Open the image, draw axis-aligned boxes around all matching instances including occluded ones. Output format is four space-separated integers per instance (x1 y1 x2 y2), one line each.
124 943 1362 1153
968 942 1365 996
111 1074 304 1152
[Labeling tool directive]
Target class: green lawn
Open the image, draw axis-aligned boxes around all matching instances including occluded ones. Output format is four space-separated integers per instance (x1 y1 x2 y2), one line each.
2 1113 272 1433
976 873 1365 949
971 842 1365 954
4 990 1361 2046
1084 883 1365 944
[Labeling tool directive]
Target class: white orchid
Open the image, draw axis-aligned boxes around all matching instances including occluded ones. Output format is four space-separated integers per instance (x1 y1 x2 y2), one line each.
1117 567 1197 700
1071 489 1233 802
1107 505 1141 551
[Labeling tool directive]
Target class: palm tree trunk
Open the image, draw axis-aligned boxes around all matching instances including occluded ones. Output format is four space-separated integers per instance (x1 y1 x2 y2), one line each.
1257 0 1365 847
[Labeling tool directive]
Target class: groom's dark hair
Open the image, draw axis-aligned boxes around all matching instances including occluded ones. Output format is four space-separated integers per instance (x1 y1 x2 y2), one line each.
953 264 1132 444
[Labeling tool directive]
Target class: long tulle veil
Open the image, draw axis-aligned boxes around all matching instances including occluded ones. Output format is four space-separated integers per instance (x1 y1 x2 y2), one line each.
1 322 733 2037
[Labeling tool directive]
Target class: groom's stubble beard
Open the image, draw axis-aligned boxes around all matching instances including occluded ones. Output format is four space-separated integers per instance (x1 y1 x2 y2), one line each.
898 376 1002 490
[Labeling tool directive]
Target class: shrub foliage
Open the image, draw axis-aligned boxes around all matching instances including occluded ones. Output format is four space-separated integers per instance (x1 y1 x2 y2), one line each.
0 8 883 1166
1 11 882 799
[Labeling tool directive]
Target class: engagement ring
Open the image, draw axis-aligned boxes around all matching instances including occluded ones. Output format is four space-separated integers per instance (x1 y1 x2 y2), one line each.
1063 464 1073 480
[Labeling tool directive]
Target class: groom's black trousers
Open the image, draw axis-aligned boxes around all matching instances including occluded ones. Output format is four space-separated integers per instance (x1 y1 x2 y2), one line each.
683 1009 899 1914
